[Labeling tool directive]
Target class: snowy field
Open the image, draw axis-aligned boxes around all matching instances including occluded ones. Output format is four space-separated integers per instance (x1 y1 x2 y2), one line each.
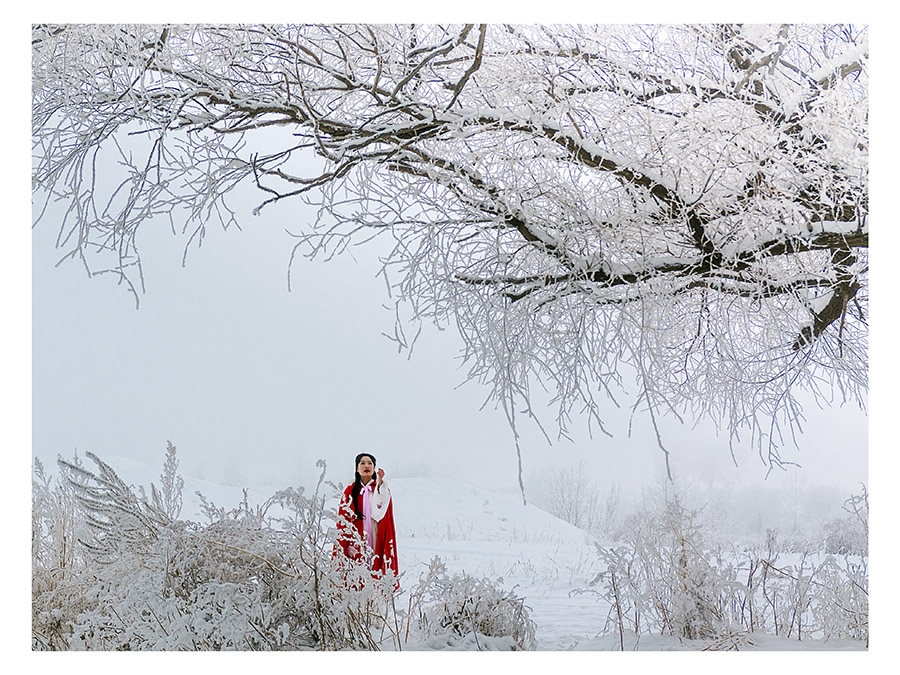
69 455 865 652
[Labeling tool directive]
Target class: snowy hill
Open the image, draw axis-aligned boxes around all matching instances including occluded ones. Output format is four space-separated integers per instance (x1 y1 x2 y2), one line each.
389 476 589 545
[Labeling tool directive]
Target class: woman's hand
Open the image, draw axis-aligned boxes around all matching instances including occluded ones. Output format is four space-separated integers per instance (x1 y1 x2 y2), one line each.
376 468 385 487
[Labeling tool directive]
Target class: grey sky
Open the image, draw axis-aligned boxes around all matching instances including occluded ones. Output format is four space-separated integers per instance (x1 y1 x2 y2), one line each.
26 21 872 501
31 174 868 498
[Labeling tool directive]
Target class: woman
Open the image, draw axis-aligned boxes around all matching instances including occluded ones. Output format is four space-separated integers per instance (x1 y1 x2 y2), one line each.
335 453 398 578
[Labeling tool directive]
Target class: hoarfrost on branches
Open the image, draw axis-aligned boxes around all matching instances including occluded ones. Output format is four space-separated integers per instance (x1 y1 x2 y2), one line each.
32 24 868 469
590 483 868 646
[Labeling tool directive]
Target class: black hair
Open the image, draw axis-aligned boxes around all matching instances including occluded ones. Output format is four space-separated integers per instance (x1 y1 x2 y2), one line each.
350 453 377 521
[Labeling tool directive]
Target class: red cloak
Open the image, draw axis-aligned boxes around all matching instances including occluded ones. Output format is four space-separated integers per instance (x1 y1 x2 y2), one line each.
335 483 399 578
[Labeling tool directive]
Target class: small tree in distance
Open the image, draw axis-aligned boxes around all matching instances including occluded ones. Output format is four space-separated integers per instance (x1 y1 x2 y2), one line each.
542 458 621 534
32 24 868 482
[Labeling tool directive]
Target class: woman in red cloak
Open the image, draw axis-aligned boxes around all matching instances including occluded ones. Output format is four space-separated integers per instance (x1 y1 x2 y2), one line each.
335 453 399 580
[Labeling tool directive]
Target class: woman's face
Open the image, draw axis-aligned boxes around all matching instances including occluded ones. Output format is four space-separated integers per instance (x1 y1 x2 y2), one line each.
357 455 375 482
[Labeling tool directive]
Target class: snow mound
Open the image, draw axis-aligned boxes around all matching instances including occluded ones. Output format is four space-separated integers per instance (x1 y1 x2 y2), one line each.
389 476 589 545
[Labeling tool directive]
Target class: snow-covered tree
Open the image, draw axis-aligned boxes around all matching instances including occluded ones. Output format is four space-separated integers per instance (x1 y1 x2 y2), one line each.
541 457 621 533
32 24 868 472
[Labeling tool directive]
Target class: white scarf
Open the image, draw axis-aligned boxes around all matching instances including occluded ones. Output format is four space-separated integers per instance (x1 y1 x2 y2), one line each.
360 482 375 549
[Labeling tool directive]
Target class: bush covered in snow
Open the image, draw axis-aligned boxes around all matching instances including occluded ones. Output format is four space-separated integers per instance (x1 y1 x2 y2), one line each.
34 448 391 649
588 484 868 648
32 455 90 650
821 485 868 556
32 446 536 651
412 556 536 650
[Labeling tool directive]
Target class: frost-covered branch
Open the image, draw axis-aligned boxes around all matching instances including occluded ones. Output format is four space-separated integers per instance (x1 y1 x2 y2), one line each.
33 24 868 466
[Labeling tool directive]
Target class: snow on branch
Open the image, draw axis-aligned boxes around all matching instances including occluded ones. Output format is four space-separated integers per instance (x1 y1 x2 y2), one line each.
33 23 868 465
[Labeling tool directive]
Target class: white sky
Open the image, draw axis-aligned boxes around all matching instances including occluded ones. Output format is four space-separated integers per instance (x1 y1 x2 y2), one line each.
26 15 874 500
30 143 869 498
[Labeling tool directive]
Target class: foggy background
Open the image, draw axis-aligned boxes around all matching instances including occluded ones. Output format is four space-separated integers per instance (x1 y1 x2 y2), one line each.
31 155 868 502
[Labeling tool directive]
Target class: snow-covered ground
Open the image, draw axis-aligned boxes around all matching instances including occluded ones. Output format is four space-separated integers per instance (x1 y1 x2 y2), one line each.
81 455 865 651
391 476 610 650
390 476 865 651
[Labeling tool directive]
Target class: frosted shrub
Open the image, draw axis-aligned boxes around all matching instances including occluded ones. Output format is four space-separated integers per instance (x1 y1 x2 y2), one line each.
752 553 868 643
34 447 538 651
822 485 868 556
590 485 868 648
823 519 866 556
32 457 83 572
412 557 536 650
64 516 392 650
32 449 399 650
594 491 737 643
58 451 173 563
808 555 868 642
32 456 90 650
